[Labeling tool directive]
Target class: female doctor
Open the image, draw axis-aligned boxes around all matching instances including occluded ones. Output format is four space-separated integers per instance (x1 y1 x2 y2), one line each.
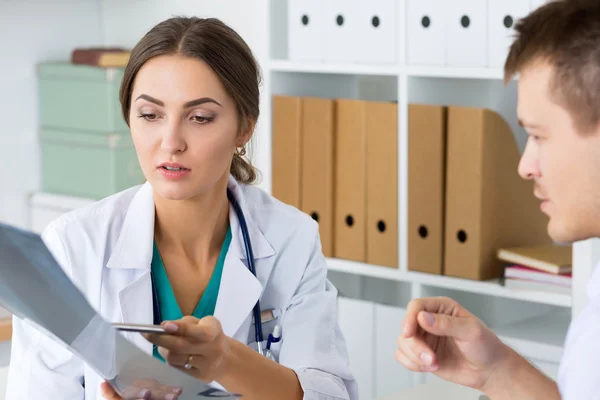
6 17 357 400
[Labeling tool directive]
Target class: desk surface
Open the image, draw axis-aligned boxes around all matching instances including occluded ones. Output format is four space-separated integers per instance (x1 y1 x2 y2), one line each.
379 383 487 400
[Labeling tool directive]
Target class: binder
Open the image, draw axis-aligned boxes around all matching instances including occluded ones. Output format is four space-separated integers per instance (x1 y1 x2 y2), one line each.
443 106 551 280
288 0 326 61
357 0 397 64
271 96 302 209
445 0 487 67
407 104 447 275
334 99 367 262
407 0 446 66
487 0 531 68
301 98 336 257
325 0 360 63
366 101 398 268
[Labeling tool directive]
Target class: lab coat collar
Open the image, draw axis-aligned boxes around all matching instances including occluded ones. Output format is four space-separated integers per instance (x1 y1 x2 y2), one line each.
106 176 275 270
108 176 276 339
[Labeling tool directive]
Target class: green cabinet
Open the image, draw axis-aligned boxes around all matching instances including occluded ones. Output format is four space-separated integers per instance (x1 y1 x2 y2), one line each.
40 129 145 199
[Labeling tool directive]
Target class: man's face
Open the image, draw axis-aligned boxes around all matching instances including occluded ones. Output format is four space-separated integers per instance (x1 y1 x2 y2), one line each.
517 61 600 243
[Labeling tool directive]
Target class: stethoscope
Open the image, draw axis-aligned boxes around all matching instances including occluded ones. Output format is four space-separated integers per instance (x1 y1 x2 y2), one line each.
151 188 280 358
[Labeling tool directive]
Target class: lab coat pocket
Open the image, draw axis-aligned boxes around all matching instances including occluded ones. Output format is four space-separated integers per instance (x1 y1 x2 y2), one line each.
247 309 282 356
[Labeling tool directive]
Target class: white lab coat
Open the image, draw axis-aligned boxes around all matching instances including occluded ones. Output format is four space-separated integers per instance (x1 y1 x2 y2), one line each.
5 176 358 400
557 262 600 400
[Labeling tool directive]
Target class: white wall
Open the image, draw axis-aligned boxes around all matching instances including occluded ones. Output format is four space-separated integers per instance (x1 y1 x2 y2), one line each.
101 0 264 55
0 0 104 230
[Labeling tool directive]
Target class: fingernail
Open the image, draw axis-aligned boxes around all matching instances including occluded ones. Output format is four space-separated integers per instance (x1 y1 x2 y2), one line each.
422 311 435 326
166 394 177 400
139 389 151 399
421 352 433 366
171 387 183 394
164 322 179 333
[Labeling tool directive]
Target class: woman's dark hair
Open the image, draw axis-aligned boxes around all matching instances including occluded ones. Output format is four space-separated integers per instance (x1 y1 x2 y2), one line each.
119 17 261 184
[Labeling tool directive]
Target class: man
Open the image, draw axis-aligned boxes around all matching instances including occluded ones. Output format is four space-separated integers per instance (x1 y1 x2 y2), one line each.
396 1 600 399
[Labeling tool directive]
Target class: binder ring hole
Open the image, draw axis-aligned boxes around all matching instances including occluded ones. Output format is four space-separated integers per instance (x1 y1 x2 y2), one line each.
377 220 386 233
418 225 428 239
461 15 470 28
310 212 319 222
336 15 344 26
301 15 310 26
421 16 431 28
457 230 468 243
345 215 354 227
372 16 380 28
503 15 514 28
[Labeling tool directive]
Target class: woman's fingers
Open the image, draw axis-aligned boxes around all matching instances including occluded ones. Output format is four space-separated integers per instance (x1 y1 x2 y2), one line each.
100 382 124 400
101 380 182 400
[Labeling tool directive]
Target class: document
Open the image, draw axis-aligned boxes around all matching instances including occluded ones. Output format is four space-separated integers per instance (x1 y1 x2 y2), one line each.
0 222 239 399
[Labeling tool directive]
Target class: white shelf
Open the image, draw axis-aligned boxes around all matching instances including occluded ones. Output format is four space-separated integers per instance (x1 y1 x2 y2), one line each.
494 308 570 363
269 59 400 76
268 60 506 81
405 66 505 80
326 258 571 308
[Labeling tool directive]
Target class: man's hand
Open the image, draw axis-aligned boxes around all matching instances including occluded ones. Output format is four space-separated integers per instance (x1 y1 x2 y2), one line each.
396 296 514 391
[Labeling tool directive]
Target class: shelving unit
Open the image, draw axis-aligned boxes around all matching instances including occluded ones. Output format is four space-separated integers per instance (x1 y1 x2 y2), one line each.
256 1 585 396
327 258 571 308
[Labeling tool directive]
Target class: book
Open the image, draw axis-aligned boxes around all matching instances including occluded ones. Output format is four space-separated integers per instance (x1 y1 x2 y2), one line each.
497 244 572 274
504 278 571 294
504 265 572 287
71 47 130 68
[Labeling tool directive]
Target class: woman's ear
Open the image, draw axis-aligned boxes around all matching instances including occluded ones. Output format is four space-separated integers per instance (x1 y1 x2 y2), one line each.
237 117 256 148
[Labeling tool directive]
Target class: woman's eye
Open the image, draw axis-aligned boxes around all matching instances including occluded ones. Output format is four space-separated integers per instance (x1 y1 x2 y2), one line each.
191 115 212 124
138 113 158 121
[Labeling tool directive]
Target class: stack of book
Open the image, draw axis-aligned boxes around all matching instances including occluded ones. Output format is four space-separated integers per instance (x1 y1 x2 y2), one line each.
497 244 572 294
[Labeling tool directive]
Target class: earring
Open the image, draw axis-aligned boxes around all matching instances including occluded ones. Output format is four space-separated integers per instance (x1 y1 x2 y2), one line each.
236 145 246 156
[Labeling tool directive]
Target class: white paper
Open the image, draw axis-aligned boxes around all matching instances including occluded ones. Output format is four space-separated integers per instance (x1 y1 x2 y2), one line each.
0 222 240 399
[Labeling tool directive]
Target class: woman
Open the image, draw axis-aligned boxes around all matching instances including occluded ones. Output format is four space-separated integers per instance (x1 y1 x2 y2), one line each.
6 17 357 400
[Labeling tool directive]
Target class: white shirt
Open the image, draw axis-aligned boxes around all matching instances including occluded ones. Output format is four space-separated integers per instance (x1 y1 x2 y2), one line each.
5 176 358 400
558 263 600 399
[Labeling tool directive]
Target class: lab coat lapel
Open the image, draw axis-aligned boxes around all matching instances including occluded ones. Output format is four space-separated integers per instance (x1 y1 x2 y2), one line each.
214 177 276 338
214 254 262 338
106 182 156 354
118 270 154 354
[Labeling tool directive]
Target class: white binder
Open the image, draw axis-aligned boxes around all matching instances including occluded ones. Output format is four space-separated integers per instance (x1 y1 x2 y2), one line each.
325 0 360 63
445 0 488 67
356 0 397 64
288 0 326 61
407 0 445 66
488 0 531 68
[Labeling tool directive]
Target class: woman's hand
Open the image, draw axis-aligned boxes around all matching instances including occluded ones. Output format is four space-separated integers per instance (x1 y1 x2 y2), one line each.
100 380 182 400
144 316 232 383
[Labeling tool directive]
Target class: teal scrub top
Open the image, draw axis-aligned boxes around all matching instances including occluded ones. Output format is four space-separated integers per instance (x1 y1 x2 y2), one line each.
151 226 232 362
